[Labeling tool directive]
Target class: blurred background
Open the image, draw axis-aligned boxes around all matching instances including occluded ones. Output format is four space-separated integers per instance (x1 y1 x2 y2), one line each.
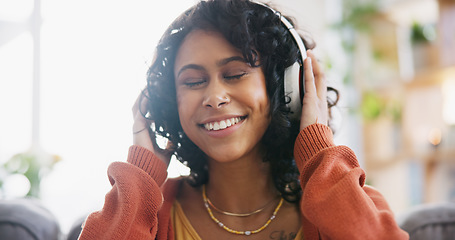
1 0 454 235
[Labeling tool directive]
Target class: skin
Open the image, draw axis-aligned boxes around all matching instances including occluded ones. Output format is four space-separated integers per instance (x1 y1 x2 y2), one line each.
174 30 272 165
132 29 328 239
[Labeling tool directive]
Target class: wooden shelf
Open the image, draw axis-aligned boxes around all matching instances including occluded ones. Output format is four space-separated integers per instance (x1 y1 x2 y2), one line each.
365 147 455 170
383 0 439 26
404 66 455 88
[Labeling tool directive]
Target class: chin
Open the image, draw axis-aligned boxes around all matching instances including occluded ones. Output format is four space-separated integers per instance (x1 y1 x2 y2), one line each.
203 143 260 164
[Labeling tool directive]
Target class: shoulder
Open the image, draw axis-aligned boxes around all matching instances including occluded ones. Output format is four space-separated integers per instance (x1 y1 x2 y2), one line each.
162 177 186 201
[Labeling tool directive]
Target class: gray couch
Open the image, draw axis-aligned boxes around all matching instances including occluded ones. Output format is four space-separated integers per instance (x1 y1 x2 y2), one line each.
398 202 455 240
0 198 60 240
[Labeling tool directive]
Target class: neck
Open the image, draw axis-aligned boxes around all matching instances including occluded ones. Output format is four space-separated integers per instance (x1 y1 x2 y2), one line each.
205 148 278 213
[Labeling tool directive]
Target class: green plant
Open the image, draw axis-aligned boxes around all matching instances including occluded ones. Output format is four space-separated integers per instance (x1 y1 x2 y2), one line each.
336 0 380 32
361 92 383 120
330 0 380 85
360 92 402 122
410 21 436 44
331 0 380 51
0 150 61 198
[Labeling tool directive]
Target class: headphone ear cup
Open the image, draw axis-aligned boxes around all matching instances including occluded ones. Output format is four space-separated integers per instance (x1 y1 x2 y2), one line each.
284 61 304 119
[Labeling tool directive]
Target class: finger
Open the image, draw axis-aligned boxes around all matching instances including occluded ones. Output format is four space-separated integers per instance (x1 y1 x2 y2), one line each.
132 91 141 115
132 89 150 137
131 89 172 165
133 129 157 155
303 54 316 96
139 89 149 116
132 91 154 152
307 50 327 100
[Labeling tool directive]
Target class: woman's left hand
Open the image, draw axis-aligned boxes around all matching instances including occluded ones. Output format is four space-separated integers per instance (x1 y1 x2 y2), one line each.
299 50 328 131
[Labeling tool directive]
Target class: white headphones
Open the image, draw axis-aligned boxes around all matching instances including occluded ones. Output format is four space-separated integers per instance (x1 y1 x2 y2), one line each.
255 2 307 119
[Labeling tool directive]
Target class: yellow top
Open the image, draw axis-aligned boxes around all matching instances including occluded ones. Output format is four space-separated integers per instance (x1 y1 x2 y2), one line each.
171 200 304 240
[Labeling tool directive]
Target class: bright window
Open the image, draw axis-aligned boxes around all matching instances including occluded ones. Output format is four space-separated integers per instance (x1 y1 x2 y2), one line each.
1 0 193 232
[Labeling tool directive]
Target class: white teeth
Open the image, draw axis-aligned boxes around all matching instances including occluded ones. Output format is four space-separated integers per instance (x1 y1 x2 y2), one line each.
203 117 242 131
219 120 227 129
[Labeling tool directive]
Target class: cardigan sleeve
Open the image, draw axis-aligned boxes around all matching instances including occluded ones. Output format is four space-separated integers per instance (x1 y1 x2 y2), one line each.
294 124 409 240
78 145 168 240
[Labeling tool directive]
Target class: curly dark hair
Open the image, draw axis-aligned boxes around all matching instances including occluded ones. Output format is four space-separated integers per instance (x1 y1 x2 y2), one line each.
142 0 338 203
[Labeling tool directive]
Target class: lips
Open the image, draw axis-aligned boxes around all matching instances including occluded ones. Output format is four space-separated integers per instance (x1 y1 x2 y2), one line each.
202 116 245 131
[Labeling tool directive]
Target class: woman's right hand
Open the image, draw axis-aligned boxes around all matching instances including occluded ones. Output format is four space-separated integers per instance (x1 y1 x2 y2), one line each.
132 90 173 166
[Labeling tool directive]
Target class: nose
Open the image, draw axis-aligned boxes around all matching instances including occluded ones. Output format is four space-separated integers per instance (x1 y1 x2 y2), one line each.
202 81 230 109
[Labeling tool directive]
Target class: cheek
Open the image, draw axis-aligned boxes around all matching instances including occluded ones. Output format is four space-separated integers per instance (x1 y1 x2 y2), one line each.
257 89 270 113
245 79 270 116
176 90 198 130
176 92 187 127
255 90 272 134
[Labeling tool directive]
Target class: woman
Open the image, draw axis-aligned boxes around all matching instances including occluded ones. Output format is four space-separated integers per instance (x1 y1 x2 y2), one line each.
78 0 409 239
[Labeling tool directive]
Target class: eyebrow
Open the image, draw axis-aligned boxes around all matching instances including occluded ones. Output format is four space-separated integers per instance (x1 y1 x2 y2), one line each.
216 56 246 67
176 64 205 78
176 56 246 78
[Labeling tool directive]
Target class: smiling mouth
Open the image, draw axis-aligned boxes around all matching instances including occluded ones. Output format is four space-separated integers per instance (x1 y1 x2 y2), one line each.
202 116 246 131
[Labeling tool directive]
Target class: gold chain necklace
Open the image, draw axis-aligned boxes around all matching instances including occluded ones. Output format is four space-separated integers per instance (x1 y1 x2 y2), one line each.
206 192 277 217
202 185 284 236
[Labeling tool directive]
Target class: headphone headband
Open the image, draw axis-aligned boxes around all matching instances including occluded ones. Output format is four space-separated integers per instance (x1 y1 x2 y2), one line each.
253 1 307 63
254 1 307 119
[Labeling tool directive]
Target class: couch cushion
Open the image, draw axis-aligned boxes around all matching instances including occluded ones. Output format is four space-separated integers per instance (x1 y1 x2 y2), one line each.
0 198 60 240
398 202 455 240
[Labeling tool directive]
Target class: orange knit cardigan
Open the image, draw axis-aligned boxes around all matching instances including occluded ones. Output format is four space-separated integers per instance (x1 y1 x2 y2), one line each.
78 124 409 240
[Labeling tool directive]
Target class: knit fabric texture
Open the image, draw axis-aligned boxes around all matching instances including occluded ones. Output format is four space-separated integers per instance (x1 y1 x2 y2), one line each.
78 124 409 240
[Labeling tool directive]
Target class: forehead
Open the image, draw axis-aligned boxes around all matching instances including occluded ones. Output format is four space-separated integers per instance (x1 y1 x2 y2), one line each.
174 30 243 70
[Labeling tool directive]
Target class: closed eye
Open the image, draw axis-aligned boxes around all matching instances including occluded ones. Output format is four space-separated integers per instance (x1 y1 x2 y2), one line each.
224 72 247 80
184 78 206 88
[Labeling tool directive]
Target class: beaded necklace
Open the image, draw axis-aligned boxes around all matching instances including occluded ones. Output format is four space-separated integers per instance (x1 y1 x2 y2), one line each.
202 185 284 236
